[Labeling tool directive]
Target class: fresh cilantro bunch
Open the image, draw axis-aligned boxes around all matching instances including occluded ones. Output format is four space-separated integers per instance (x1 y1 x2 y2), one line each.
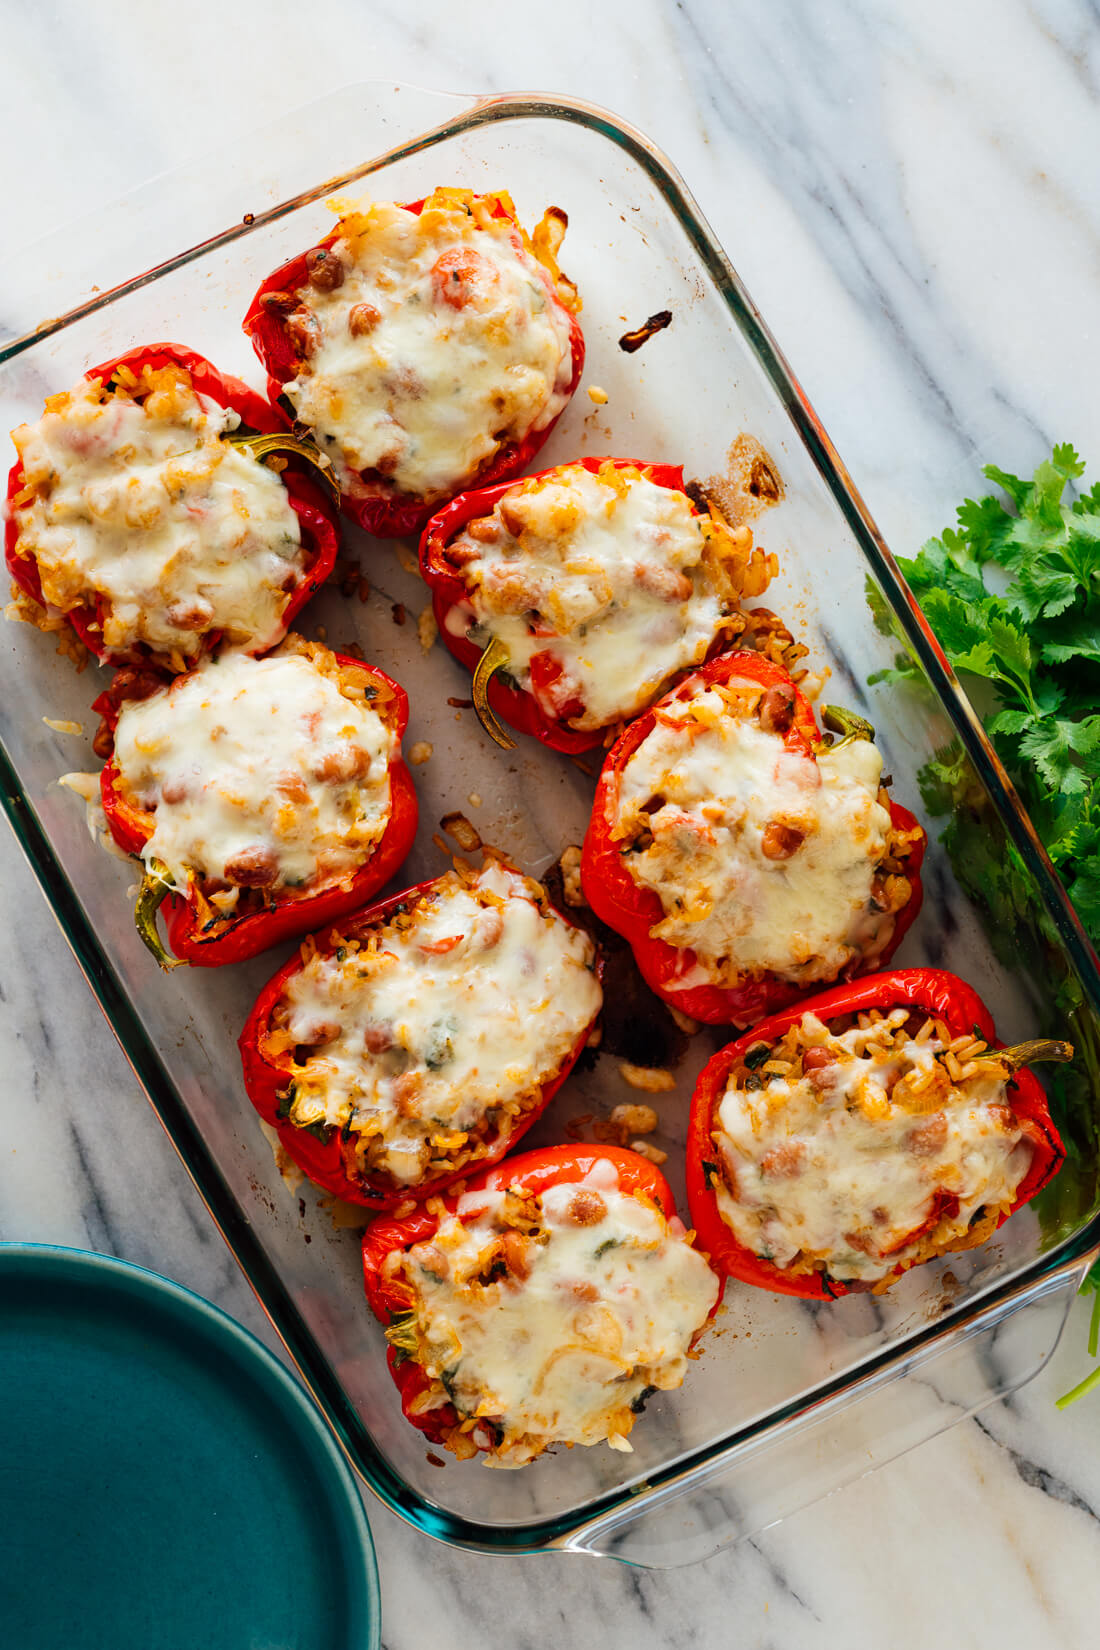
868 447 1100 1401
871 444 1100 932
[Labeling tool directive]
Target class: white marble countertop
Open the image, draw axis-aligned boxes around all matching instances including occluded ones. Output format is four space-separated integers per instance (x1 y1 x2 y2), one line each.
4 1 1100 1643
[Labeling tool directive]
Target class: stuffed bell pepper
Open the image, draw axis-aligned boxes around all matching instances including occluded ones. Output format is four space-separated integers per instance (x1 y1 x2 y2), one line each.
239 856 603 1206
581 650 926 1025
419 456 777 752
686 969 1068 1298
242 187 584 538
6 343 339 670
90 634 417 967
363 1145 720 1465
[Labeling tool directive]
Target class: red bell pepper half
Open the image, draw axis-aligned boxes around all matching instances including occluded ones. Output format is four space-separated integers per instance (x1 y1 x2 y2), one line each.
93 648 418 968
581 649 927 1025
361 1144 705 1454
686 968 1067 1300
420 456 701 755
242 191 585 540
237 871 603 1208
5 342 340 668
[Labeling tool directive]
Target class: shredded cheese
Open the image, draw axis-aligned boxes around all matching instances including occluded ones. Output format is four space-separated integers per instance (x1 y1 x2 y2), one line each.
284 196 575 499
396 1158 718 1464
10 367 305 657
713 1010 1031 1281
111 643 394 898
614 683 893 986
446 462 773 730
278 861 601 1186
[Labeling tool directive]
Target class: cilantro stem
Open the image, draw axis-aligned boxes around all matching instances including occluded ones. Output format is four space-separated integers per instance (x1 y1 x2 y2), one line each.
1089 1287 1100 1360
1057 1360 1100 1409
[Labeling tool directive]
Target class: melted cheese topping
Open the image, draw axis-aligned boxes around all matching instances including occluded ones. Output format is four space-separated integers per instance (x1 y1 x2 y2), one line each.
285 198 575 498
713 1010 1031 1281
112 646 394 896
614 685 892 983
447 463 762 730
10 370 305 657
280 861 601 1186
401 1159 718 1465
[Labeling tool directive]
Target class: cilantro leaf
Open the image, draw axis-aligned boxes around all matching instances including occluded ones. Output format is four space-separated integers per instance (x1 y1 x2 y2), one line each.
1017 718 1100 792
1052 442 1086 482
982 462 1030 510
866 446 1100 1390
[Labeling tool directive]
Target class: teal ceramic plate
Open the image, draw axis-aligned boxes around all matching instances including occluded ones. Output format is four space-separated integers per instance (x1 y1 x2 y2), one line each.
0 1245 380 1650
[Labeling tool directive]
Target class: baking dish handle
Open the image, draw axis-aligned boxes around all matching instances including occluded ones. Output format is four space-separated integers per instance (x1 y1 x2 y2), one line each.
565 1257 1087 1569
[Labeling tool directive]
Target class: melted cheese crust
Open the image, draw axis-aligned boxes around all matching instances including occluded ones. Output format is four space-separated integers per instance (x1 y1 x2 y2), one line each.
112 645 394 897
286 198 575 499
614 684 893 984
448 463 769 730
279 861 601 1186
713 1010 1031 1281
11 369 305 657
401 1159 718 1465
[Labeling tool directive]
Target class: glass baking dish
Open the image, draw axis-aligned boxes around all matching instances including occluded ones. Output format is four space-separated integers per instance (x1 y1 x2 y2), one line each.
2 82 1099 1569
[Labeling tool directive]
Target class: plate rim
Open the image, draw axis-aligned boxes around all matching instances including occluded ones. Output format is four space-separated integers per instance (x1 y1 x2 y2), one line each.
0 1240 382 1648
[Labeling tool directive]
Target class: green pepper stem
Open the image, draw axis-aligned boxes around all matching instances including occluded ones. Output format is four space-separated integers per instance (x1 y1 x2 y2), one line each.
471 637 517 750
995 1038 1075 1073
820 704 876 751
384 1312 419 1355
223 430 339 506
134 860 186 970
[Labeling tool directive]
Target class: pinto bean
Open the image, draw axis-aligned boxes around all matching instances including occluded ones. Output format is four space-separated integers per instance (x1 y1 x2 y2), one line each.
284 308 319 358
466 517 502 544
223 845 278 887
166 597 214 630
345 302 379 337
632 563 694 603
759 682 796 735
472 907 504 951
566 1190 607 1227
498 499 527 538
260 289 300 315
276 773 310 803
298 1018 341 1047
800 1046 837 1091
760 1141 805 1178
393 1072 422 1116
908 1112 948 1157
363 1024 394 1055
306 247 345 291
761 821 805 860
313 744 370 783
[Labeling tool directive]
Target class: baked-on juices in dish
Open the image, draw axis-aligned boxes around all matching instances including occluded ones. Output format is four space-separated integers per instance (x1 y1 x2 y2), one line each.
5 344 339 671
243 188 584 538
239 856 603 1206
363 1146 720 1466
686 970 1068 1299
87 634 416 968
581 650 926 1026
419 457 776 753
